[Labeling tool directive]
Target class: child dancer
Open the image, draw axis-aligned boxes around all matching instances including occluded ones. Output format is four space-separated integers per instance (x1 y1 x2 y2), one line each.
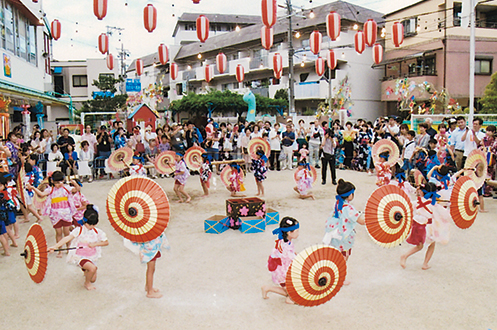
375 151 392 186
293 162 315 200
261 216 299 304
173 153 191 203
227 164 246 197
71 179 88 227
200 153 212 197
128 156 147 176
298 144 309 163
251 149 268 196
49 205 108 290
4 173 20 242
323 179 365 285
23 162 43 223
400 182 451 270
0 175 11 256
29 171 76 258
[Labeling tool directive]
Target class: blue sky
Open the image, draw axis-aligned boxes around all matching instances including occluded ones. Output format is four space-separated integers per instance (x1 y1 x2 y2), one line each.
44 0 413 62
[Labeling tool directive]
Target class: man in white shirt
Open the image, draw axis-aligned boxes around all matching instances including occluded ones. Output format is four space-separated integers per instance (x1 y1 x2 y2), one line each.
450 116 468 170
462 117 485 159
81 125 97 153
307 121 323 168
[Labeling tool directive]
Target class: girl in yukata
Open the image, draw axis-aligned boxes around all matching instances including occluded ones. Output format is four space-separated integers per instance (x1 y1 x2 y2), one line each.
200 153 212 197
49 205 109 291
173 153 191 203
400 182 451 270
375 151 392 187
323 179 365 285
262 217 299 304
293 161 315 200
251 149 268 196
70 179 88 227
227 164 245 197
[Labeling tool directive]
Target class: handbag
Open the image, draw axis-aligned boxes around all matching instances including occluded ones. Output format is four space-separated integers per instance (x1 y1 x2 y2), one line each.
278 151 286 161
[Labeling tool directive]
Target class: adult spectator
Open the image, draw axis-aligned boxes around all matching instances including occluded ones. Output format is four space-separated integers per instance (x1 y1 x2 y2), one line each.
57 128 75 155
170 124 185 152
425 118 437 138
281 124 295 170
79 140 94 182
96 125 112 178
450 116 467 170
342 122 356 169
114 128 127 149
321 128 337 185
416 123 430 149
39 129 53 159
296 119 307 149
307 121 323 168
269 123 281 171
462 117 485 161
81 125 97 153
144 124 157 149
250 125 263 139
384 116 400 139
185 121 199 149
30 131 42 156
263 121 272 135
144 139 159 179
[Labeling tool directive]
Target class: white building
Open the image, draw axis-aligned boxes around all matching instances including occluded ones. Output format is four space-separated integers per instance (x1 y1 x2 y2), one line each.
128 1 385 122
0 0 69 130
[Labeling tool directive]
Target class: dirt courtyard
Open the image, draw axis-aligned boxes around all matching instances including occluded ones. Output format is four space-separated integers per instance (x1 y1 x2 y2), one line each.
1 168 496 330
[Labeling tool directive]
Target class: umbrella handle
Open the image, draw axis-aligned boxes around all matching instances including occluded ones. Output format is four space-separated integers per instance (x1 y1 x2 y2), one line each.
54 247 84 252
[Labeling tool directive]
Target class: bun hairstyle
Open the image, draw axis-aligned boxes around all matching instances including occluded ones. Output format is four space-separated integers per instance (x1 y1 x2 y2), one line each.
336 179 355 195
24 162 33 173
438 165 449 176
379 151 390 159
421 182 438 193
83 204 99 226
279 216 299 242
49 171 65 186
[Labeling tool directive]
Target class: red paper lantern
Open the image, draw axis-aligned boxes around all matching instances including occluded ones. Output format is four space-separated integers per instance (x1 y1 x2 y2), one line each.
205 65 213 83
392 22 404 47
170 63 178 80
136 59 144 76
315 57 325 76
216 53 227 74
364 19 377 47
326 12 341 41
261 0 277 28
192 0 201 3
273 53 282 78
98 33 109 55
354 31 365 54
327 49 337 70
236 64 245 83
32 0 38 2
372 44 383 65
310 30 322 55
144 4 157 33
261 26 273 51
106 54 114 70
158 43 169 65
94 0 107 20
196 15 209 43
51 19 61 41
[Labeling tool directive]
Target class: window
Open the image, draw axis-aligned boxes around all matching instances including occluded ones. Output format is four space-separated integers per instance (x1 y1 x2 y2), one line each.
176 83 183 95
17 15 27 60
453 2 462 27
73 75 88 87
185 23 196 31
28 25 36 64
402 17 418 37
475 58 492 75
222 83 231 91
4 2 14 53
231 53 239 60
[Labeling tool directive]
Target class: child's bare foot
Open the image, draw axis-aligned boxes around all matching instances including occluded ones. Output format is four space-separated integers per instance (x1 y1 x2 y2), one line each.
343 280 351 286
310 195 315 200
84 283 96 291
56 253 63 258
146 291 163 298
1 251 10 256
36 219 43 224
176 200 183 203
10 242 17 247
480 209 488 213
400 255 407 269
285 296 295 304
422 264 431 270
21 219 30 224
14 234 20 239
185 197 191 203
261 286 269 299
255 193 260 196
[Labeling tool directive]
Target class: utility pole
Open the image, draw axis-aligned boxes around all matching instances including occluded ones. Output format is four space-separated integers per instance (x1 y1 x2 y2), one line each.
286 0 296 116
117 43 130 95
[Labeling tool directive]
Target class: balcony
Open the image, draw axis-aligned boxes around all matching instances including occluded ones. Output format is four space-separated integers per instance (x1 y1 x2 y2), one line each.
182 70 196 81
250 56 269 70
294 81 328 100
252 86 269 97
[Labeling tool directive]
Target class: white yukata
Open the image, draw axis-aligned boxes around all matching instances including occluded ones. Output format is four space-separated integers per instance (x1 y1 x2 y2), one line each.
66 226 108 266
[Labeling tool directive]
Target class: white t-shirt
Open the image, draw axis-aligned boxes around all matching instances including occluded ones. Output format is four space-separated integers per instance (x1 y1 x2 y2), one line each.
463 130 485 157
308 126 323 146
403 139 416 159
269 129 281 151
250 131 263 139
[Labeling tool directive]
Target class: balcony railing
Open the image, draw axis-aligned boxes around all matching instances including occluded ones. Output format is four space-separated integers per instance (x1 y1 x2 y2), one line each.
182 70 196 81
252 87 269 97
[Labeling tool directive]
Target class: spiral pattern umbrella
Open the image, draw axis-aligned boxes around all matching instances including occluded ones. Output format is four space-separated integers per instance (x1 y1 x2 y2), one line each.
108 147 133 171
185 146 205 171
372 139 399 167
450 176 479 229
412 169 426 187
106 177 170 243
286 245 347 307
248 137 270 160
154 151 176 175
21 223 48 284
293 166 318 184
220 165 244 187
364 185 413 248
464 149 487 189
17 166 26 206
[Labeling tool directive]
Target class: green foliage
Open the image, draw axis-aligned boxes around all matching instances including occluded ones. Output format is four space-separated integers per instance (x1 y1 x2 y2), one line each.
274 88 288 101
169 89 287 117
78 75 127 115
479 71 497 114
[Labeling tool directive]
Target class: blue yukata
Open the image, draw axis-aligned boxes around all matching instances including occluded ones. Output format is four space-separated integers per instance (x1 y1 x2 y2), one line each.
324 201 361 253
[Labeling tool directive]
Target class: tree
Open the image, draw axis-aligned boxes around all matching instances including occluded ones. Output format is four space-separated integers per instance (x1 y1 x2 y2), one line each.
479 71 497 114
274 88 288 101
78 75 128 114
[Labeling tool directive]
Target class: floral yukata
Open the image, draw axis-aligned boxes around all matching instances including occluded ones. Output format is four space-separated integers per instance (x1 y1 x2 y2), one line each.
267 239 296 286
324 201 361 254
43 185 77 227
251 158 267 182
296 168 313 195
407 197 450 246
175 159 190 185
375 162 392 187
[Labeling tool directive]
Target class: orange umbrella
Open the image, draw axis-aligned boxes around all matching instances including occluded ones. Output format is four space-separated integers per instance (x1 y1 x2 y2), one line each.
372 139 399 167
16 166 26 206
248 137 270 160
220 165 245 187
286 245 347 307
464 149 487 189
293 165 318 184
450 176 479 229
154 151 176 175
184 146 205 171
365 185 413 248
106 176 170 243
412 169 426 187
21 223 48 284
108 147 133 171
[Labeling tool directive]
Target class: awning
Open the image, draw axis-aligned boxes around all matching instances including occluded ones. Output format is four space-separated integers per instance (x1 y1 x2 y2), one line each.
0 79 71 106
372 48 443 68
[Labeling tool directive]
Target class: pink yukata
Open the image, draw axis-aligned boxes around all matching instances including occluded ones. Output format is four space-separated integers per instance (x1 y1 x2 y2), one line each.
43 185 77 227
228 170 244 192
66 226 108 267
267 239 296 286
407 197 450 246
375 163 392 187
296 168 313 195
72 191 89 225
175 159 190 185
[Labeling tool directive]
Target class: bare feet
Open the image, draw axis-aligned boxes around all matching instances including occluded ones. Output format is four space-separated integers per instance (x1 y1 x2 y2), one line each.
1 252 10 256
146 291 163 298
84 283 96 291
310 194 315 200
422 264 431 270
400 255 407 269
261 286 269 299
14 234 20 239
176 200 183 203
21 219 30 224
285 296 295 304
56 253 63 258
343 280 351 286
480 209 488 213
10 243 17 248
185 197 191 203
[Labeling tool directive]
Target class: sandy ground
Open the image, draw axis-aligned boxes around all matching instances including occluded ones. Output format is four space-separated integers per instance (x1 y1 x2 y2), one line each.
1 168 496 330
